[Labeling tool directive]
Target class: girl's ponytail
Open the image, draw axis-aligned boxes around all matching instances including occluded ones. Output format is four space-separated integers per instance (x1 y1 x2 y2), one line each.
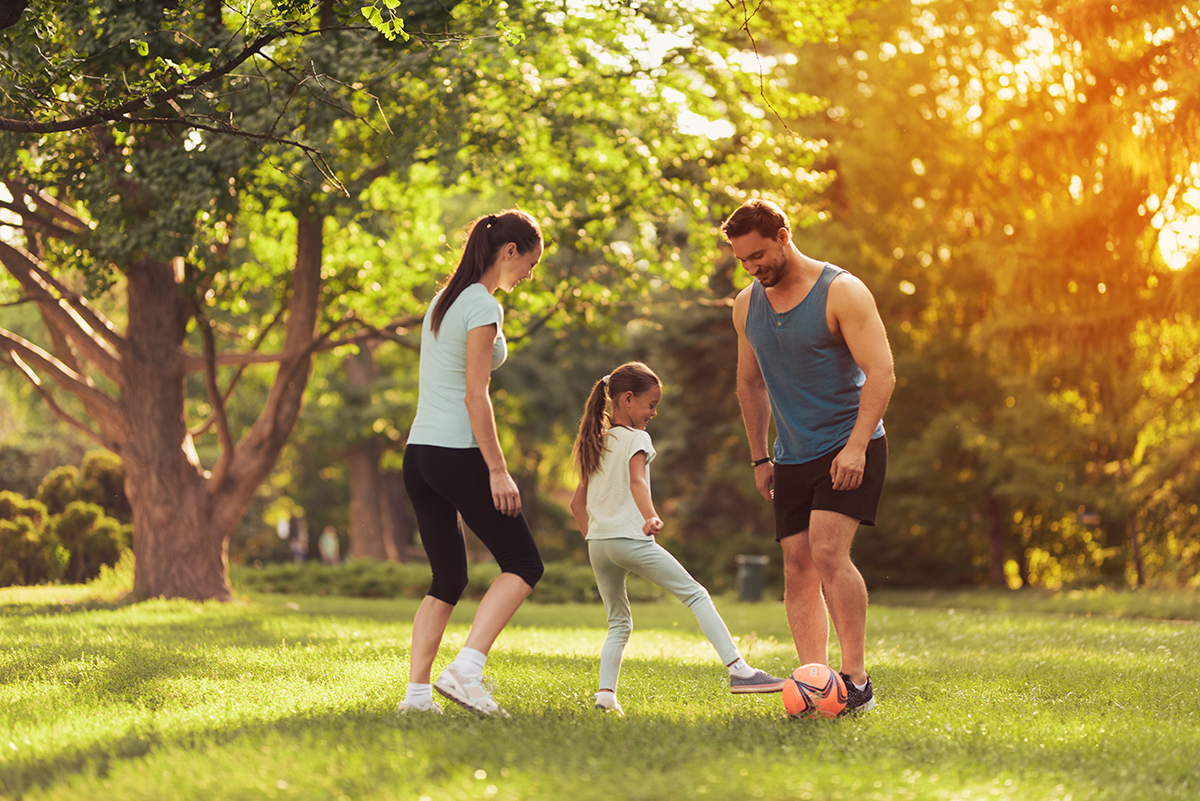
572 377 610 481
430 209 541 336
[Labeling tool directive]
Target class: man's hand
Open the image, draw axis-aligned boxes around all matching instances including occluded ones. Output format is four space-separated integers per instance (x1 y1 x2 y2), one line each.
830 445 866 491
754 461 775 502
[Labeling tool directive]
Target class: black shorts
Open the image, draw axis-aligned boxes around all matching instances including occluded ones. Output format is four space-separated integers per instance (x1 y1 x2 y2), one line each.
773 435 887 541
403 444 544 603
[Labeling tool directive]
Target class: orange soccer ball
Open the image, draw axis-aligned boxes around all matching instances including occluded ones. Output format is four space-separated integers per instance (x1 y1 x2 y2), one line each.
782 663 847 719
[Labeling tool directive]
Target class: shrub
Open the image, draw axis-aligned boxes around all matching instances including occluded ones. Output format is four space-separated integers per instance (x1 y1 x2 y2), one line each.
35 465 81 516
78 450 131 524
35 451 130 524
0 492 67 587
51 500 131 583
229 559 666 603
0 489 47 526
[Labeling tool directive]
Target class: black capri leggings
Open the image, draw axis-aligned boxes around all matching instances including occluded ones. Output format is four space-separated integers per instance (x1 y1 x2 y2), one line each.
403 444 544 604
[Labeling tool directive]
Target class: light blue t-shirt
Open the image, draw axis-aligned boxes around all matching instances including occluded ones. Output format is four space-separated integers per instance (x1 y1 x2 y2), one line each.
407 284 507 449
585 426 656 541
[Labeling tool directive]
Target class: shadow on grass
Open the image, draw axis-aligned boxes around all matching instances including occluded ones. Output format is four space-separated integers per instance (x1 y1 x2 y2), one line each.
0 655 810 800
0 594 138 618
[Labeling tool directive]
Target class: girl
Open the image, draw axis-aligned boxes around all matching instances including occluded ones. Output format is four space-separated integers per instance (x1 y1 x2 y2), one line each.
569 362 785 714
398 210 546 717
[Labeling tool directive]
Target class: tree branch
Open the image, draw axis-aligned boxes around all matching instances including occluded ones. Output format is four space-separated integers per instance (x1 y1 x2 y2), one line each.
181 313 424 370
189 312 280 438
0 327 124 435
2 352 115 451
192 303 236 486
0 27 300 135
0 240 125 385
3 179 87 234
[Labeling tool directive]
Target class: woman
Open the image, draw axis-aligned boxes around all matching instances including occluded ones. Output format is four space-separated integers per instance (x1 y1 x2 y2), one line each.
398 210 545 717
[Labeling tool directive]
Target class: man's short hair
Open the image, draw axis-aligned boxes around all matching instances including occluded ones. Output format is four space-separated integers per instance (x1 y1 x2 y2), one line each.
720 199 791 241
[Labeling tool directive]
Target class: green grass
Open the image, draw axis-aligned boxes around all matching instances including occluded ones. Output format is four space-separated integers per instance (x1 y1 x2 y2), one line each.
1 581 1197 801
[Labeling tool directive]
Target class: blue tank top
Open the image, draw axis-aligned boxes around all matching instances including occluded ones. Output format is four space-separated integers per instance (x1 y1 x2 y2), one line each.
746 263 885 463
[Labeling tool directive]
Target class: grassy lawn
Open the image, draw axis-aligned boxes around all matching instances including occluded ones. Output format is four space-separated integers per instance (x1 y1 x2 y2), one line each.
1 580 1197 801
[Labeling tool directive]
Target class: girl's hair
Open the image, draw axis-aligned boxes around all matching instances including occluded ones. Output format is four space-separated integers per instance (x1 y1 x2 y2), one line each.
430 209 542 335
572 362 661 481
720 198 790 241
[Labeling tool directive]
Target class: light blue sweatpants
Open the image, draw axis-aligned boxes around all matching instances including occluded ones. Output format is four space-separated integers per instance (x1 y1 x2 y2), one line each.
588 537 740 692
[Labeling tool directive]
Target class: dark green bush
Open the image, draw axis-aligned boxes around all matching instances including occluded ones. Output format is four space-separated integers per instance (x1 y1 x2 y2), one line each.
0 492 67 587
35 465 80 516
51 500 131 583
229 559 666 604
35 451 130 524
78 451 131 524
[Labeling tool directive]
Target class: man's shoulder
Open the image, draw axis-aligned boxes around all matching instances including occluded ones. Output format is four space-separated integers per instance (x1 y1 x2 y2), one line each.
827 268 875 305
732 282 757 327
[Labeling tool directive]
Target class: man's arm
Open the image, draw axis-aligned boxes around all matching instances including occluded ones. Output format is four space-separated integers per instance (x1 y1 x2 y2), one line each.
827 275 896 491
733 287 775 502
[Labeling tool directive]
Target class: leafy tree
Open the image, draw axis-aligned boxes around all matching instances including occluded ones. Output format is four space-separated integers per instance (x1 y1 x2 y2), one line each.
1 0 861 599
765 0 1200 587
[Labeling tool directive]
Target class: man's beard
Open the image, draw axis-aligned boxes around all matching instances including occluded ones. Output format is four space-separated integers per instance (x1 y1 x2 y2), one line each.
755 251 788 288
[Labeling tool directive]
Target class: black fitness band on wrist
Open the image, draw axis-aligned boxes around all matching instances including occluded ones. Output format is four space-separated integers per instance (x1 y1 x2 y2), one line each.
751 457 772 467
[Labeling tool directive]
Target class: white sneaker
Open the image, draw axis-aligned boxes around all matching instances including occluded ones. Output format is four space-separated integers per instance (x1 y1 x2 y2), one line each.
397 700 443 714
434 665 508 717
594 694 624 716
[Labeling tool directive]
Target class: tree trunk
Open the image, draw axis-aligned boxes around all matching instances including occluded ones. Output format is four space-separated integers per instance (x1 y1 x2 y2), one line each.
986 493 1007 588
1127 511 1145 587
124 256 232 600
384 470 417 562
343 345 397 561
347 437 397 560
1 187 324 602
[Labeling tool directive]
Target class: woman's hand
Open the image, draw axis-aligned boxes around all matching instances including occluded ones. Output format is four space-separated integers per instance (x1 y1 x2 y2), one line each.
490 469 522 517
642 516 664 536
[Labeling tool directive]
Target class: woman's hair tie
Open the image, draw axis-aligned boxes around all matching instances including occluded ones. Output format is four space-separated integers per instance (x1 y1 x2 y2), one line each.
602 374 611 385
485 214 498 227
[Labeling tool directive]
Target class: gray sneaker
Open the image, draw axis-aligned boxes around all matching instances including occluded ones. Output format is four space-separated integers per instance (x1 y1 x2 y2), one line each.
731 669 787 694
434 665 508 717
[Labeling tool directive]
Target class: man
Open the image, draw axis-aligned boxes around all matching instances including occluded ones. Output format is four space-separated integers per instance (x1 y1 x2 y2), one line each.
724 198 895 715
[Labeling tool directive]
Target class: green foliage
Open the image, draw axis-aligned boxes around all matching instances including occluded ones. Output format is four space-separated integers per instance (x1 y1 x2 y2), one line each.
50 500 130 584
1 462 130 586
0 491 67 586
76 449 131 523
33 465 79 516
35 450 130 522
730 0 1200 589
229 558 667 604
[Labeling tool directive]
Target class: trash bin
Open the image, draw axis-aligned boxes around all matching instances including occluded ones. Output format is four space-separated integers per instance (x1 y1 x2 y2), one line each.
735 554 769 602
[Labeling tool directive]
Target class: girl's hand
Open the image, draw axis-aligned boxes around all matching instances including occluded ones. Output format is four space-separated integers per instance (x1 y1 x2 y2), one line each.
490 469 522 517
642 516 664 536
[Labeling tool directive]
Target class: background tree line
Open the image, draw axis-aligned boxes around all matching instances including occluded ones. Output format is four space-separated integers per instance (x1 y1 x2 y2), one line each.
2 0 1197 596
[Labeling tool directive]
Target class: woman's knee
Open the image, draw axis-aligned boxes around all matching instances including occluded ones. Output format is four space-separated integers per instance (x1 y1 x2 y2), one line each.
428 572 469 604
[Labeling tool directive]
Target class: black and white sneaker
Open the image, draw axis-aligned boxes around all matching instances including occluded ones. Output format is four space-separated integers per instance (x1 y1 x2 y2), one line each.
838 672 876 716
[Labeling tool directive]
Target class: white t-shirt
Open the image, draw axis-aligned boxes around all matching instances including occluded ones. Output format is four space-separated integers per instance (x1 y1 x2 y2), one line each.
407 284 507 448
585 426 656 541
